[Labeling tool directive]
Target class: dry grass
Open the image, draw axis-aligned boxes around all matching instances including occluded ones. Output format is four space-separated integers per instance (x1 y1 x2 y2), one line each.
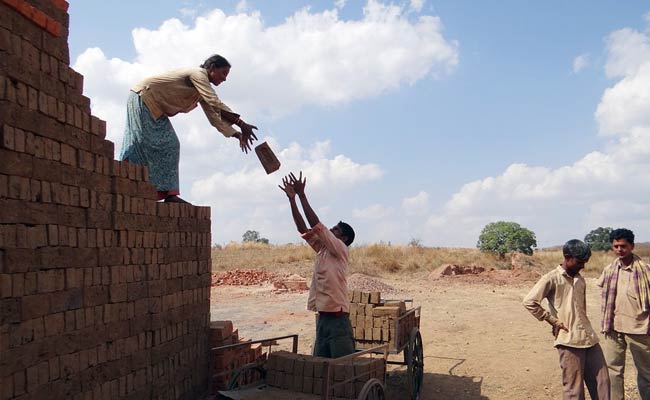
211 243 650 278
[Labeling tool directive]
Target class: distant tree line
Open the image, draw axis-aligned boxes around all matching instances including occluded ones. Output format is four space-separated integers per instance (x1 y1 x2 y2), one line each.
476 223 616 257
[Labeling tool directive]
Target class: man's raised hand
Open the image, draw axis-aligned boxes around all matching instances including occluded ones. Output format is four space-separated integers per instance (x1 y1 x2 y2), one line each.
278 175 296 198
289 171 306 195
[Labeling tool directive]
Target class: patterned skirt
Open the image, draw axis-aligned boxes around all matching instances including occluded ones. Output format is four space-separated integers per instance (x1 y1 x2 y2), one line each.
119 91 180 198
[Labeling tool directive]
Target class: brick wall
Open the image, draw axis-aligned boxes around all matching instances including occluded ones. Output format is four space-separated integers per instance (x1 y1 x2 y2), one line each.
0 1 213 399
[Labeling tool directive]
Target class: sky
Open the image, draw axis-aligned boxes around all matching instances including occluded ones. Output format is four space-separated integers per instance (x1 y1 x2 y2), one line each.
67 0 650 247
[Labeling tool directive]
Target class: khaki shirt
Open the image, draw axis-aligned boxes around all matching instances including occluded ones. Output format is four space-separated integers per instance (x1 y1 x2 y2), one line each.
597 259 650 334
132 67 238 137
302 222 349 313
523 265 599 348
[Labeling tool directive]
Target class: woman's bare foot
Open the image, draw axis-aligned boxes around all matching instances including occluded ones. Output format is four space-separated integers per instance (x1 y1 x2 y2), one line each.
164 195 190 204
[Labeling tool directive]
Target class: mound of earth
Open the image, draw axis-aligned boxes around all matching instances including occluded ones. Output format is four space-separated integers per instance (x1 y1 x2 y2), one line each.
429 264 541 285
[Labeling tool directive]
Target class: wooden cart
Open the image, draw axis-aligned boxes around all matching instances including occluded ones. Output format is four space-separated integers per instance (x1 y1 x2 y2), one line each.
211 334 389 400
351 298 423 400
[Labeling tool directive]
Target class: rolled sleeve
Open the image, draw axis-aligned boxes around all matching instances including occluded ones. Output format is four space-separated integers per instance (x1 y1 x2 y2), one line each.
191 70 238 137
311 223 348 261
523 277 551 321
302 229 322 253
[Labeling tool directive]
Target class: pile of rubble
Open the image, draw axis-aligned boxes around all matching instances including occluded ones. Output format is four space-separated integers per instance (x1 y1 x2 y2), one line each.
347 273 400 294
211 269 277 286
272 274 309 293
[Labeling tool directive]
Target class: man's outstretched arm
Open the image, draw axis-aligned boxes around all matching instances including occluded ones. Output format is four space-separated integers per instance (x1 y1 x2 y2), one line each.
290 172 320 228
279 175 308 234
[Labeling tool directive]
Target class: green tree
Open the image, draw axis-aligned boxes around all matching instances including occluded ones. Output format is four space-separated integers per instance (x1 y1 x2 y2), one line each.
477 221 537 257
584 227 613 251
242 230 269 244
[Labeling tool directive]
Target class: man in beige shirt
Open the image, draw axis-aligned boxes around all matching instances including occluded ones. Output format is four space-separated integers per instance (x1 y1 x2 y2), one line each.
120 54 258 203
279 172 356 358
524 239 610 399
597 228 650 400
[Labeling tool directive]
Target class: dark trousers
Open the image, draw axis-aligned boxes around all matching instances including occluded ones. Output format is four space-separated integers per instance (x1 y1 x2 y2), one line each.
557 344 611 400
314 314 355 358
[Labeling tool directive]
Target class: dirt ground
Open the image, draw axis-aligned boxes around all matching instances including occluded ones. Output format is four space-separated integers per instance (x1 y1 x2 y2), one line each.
210 272 642 400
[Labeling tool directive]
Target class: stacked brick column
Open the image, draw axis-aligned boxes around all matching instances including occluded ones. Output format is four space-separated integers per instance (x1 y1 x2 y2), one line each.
0 1 212 399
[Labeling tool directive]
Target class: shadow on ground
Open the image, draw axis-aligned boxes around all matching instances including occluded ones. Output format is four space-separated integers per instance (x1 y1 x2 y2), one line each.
385 370 489 400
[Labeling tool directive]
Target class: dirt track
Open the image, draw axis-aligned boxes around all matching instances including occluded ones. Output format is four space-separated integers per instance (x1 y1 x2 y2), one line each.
210 273 641 399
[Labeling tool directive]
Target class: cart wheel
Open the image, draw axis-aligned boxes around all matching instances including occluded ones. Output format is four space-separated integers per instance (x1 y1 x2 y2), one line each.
357 378 385 400
403 328 424 400
227 364 266 390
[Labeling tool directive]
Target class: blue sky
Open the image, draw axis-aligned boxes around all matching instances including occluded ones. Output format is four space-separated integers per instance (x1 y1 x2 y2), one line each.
68 1 650 247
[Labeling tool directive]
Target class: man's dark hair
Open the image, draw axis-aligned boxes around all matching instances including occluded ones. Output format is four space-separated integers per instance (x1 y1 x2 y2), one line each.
609 228 634 244
338 221 355 246
563 239 591 261
200 54 231 69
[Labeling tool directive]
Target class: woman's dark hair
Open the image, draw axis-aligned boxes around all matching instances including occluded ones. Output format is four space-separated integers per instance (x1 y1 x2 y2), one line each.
200 54 231 69
609 228 635 244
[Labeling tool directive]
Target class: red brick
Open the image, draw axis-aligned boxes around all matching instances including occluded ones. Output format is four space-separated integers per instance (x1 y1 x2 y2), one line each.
26 363 39 393
16 81 27 106
44 312 64 336
60 351 79 377
36 360 49 385
11 273 23 296
0 274 11 298
21 293 49 319
0 174 6 198
8 175 30 200
23 272 36 295
13 370 25 396
47 224 58 246
1 124 14 150
0 375 13 399
49 357 60 381
27 86 37 111
29 179 41 202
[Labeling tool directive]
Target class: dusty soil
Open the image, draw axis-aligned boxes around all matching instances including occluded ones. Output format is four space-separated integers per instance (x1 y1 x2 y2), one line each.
210 272 642 400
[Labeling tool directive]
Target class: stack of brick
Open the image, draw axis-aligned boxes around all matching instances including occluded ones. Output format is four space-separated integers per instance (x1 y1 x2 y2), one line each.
265 351 384 398
0 1 212 399
209 321 264 392
349 290 418 350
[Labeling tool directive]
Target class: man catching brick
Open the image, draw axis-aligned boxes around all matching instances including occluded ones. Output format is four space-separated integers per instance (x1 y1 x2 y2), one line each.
279 171 356 358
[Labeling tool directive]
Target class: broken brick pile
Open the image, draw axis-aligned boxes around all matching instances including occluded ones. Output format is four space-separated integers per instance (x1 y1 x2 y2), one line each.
272 274 308 293
209 320 265 393
0 1 212 399
210 269 276 287
265 350 385 398
349 290 419 351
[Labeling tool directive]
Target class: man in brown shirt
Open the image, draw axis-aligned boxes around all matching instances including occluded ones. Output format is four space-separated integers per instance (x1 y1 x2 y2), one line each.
597 228 650 400
279 172 356 358
524 239 610 399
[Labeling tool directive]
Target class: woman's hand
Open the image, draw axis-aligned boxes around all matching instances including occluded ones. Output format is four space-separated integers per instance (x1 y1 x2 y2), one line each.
238 120 258 153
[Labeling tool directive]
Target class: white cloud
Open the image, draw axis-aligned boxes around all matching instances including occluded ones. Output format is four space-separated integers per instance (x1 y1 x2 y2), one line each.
352 204 393 220
572 53 590 73
401 191 429 216
418 22 650 247
235 0 249 14
74 0 458 151
335 0 346 10
410 0 425 13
